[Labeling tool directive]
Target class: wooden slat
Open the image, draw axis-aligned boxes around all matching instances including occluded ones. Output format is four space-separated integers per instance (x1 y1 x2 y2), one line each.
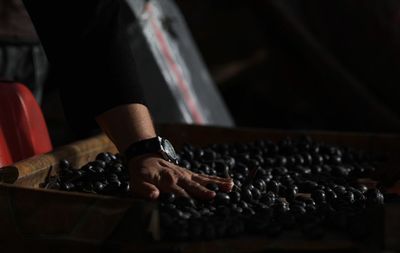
1 133 117 187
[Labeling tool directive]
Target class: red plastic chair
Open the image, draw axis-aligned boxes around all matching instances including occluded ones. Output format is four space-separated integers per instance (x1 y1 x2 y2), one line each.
0 82 52 167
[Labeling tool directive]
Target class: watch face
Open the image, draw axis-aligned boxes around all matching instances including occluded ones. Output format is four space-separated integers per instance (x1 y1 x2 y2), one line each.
161 138 178 162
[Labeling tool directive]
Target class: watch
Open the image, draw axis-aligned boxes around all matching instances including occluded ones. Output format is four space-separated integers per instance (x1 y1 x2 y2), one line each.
123 136 179 164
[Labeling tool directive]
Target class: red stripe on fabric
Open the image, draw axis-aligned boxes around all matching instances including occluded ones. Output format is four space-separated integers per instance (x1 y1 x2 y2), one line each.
147 4 204 123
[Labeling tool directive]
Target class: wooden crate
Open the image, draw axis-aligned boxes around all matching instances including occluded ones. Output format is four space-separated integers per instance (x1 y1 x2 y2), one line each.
0 124 399 252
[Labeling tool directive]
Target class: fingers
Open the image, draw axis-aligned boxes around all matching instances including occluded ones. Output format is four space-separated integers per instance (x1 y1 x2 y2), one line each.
161 183 190 198
192 174 234 192
131 181 160 200
156 169 190 197
178 178 216 199
129 156 235 200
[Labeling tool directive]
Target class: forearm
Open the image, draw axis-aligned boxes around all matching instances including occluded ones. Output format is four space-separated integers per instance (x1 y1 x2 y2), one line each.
96 103 156 152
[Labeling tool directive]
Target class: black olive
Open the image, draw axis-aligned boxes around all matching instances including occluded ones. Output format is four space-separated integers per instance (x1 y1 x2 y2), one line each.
365 188 384 207
242 207 256 217
311 190 326 204
159 192 176 203
253 179 267 192
312 165 323 174
206 183 219 192
299 180 319 192
108 178 121 189
61 182 75 191
94 181 106 193
59 159 71 170
329 155 342 165
214 193 231 206
294 154 305 165
302 153 313 165
266 180 280 194
198 164 211 175
324 187 338 202
91 160 106 169
175 197 197 208
275 156 287 166
241 187 253 202
202 149 217 162
264 157 276 166
179 159 191 170
356 184 368 193
284 185 298 202
223 156 236 169
312 154 324 164
260 191 277 207
273 200 290 216
233 163 249 176
232 205 244 215
229 191 241 203
251 188 262 201
331 165 349 177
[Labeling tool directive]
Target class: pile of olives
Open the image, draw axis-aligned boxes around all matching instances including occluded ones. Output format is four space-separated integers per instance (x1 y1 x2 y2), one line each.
160 137 386 241
41 136 391 241
41 152 131 197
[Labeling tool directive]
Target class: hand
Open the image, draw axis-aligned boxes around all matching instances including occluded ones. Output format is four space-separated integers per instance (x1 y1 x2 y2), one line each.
128 154 234 200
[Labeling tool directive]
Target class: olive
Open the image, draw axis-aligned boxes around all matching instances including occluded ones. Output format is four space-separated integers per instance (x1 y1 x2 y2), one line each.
242 187 253 202
223 156 236 169
229 191 241 203
273 200 290 216
329 155 342 165
94 181 106 193
214 193 231 206
299 180 319 192
266 180 280 194
253 179 267 192
356 184 368 193
251 188 262 201
214 160 230 177
90 160 106 168
175 197 196 208
324 187 338 202
233 163 249 176
159 192 176 203
275 156 287 166
61 182 75 191
365 189 384 207
179 159 191 170
311 190 326 204
284 185 298 202
202 149 217 162
59 159 71 170
206 183 219 192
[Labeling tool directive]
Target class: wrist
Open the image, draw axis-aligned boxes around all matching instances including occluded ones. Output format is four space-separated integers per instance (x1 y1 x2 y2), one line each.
123 136 179 165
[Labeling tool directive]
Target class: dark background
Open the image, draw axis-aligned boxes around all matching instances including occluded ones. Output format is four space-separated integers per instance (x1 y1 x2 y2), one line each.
28 0 400 146
174 0 400 132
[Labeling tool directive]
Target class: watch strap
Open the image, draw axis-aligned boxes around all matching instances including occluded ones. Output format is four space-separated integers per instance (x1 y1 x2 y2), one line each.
123 136 161 162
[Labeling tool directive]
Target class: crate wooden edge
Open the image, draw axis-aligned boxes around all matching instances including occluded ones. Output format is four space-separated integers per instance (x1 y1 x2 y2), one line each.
0 133 117 185
2 123 400 186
